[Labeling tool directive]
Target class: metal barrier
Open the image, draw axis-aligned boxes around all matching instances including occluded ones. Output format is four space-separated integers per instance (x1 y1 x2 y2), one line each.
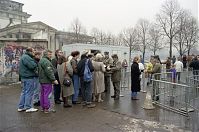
151 79 192 116
121 67 131 91
186 74 199 112
151 70 199 116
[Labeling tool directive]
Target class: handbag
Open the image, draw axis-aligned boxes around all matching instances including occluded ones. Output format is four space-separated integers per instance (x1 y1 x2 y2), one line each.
62 62 71 87
63 77 71 87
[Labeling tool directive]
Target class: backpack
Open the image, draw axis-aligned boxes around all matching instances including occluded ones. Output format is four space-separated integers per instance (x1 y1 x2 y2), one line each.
84 59 92 82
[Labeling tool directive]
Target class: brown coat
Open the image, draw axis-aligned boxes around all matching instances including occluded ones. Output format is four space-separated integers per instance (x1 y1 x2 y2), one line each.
57 61 74 97
93 61 106 94
111 59 122 82
152 62 162 80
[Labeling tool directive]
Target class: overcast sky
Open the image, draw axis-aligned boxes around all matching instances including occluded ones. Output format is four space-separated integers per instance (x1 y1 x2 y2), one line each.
15 0 198 34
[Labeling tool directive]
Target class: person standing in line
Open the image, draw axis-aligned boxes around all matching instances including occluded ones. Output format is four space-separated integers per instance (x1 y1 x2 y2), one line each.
77 53 96 108
131 57 141 100
172 55 176 64
71 51 81 104
18 47 38 113
57 56 74 108
189 56 199 76
103 52 113 93
170 65 177 83
146 58 153 86
92 53 106 102
182 55 187 69
33 51 42 106
108 54 122 100
51 49 63 104
151 58 162 101
174 57 183 82
38 50 58 113
162 57 171 72
138 58 145 92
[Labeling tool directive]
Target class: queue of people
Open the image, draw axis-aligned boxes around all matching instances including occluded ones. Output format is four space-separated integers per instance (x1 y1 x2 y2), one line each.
17 47 199 113
17 48 123 113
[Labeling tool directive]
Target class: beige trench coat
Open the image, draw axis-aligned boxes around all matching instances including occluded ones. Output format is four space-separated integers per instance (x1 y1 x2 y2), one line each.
57 62 74 97
92 61 106 94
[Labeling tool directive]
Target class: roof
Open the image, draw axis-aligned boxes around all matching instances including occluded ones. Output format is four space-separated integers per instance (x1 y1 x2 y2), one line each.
0 38 48 42
56 31 94 39
0 21 57 32
0 0 24 6
63 43 129 49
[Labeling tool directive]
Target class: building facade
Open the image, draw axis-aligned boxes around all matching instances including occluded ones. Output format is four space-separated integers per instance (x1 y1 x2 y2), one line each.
0 0 31 29
0 0 93 53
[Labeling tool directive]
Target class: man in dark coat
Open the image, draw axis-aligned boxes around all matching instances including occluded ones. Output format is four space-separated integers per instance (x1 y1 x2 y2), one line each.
18 47 38 113
131 56 141 100
189 56 199 76
51 49 63 104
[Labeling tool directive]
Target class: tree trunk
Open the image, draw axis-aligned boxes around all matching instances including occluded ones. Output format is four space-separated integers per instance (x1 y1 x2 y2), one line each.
129 46 132 65
169 37 172 58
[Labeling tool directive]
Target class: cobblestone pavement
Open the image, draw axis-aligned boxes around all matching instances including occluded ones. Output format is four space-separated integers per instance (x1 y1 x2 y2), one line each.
0 84 192 132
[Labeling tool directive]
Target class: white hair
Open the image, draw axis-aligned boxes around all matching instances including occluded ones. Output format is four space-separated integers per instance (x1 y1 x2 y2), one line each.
68 56 73 62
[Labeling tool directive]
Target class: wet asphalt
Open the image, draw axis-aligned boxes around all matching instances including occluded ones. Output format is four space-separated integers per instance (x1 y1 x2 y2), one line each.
0 84 198 132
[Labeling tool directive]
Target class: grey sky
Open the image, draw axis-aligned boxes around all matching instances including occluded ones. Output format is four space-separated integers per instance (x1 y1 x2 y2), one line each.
16 0 198 34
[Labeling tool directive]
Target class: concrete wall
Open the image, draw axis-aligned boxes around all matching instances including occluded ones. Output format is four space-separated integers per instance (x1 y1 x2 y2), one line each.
0 39 47 79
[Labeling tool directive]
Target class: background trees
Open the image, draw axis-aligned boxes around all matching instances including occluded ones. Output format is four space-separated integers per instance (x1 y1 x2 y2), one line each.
69 0 198 59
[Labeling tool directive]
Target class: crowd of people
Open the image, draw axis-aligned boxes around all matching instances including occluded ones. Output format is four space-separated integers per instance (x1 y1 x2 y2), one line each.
17 47 199 113
17 48 124 113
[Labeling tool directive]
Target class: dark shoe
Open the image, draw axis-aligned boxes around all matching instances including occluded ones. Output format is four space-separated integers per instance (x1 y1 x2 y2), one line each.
155 96 160 101
33 101 40 106
64 104 72 108
111 95 116 98
72 101 81 104
55 100 61 104
87 103 96 108
131 97 139 100
114 97 119 100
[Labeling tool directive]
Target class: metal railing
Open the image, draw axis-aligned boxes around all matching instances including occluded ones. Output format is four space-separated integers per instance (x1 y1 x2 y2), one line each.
151 70 199 116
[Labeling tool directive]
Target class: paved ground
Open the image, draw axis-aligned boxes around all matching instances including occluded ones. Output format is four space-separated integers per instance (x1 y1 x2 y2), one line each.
0 84 197 132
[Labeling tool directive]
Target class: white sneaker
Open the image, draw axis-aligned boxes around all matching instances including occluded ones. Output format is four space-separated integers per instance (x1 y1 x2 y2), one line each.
25 108 38 113
17 108 25 112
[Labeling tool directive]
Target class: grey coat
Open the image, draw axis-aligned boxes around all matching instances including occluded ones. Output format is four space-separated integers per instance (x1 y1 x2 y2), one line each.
57 61 74 97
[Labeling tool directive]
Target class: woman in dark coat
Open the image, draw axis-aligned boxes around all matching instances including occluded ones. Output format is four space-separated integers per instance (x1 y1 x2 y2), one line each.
131 56 141 100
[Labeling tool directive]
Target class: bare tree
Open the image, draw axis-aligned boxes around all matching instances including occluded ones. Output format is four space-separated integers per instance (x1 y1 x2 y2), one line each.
122 27 138 62
148 24 165 55
173 10 199 56
173 10 188 56
90 27 100 44
70 18 87 43
184 14 199 55
156 0 182 57
136 18 150 63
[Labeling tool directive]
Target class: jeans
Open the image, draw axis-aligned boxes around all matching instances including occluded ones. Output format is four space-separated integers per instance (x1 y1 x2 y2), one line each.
176 72 181 81
33 77 40 103
18 78 35 109
131 92 137 97
40 84 52 110
80 78 92 103
72 74 80 102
